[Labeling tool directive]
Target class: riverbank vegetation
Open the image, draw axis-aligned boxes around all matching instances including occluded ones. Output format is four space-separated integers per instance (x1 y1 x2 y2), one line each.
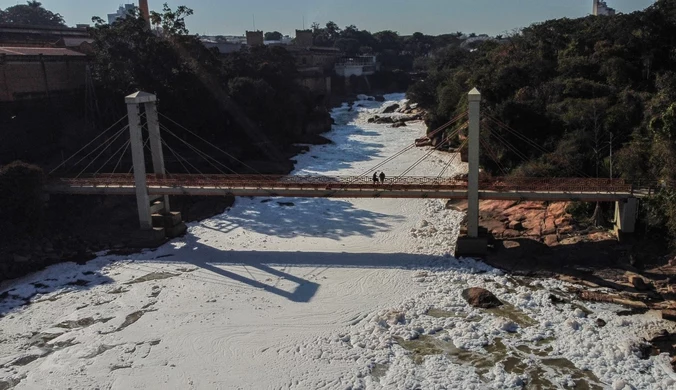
407 0 676 245
310 21 464 72
88 5 327 172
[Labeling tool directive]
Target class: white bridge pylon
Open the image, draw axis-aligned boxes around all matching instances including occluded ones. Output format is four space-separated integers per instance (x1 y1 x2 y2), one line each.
126 91 169 230
467 88 481 238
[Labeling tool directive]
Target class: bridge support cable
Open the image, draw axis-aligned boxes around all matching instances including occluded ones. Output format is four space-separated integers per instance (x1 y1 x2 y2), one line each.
484 124 531 164
92 138 132 177
109 140 132 177
69 125 129 177
485 115 592 178
485 115 554 156
159 123 238 175
158 112 261 175
397 124 467 179
479 137 509 176
426 111 469 140
160 138 207 177
48 115 129 175
352 112 468 181
438 138 468 178
161 139 190 175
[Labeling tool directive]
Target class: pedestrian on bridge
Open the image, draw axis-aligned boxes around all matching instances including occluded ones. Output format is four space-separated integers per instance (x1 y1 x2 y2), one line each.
379 172 386 184
373 172 379 185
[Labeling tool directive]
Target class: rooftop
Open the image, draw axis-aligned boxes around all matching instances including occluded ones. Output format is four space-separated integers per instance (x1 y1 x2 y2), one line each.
0 47 86 56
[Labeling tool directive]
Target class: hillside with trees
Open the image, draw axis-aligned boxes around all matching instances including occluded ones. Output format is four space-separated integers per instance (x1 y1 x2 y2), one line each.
0 1 65 26
309 21 464 71
407 0 676 244
88 5 329 172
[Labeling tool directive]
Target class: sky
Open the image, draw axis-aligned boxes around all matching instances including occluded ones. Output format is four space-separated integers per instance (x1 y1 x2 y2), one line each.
0 0 656 36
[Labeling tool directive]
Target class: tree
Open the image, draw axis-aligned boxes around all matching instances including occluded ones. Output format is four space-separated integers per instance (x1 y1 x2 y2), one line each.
89 4 322 167
150 4 193 35
373 30 401 53
264 31 283 41
0 1 65 26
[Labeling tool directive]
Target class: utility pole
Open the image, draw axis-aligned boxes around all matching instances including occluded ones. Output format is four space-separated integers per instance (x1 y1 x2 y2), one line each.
609 132 613 179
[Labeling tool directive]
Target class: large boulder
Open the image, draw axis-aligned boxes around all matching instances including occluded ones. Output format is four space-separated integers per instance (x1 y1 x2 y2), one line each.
373 116 394 124
374 95 386 102
462 287 503 308
382 104 400 114
628 275 652 291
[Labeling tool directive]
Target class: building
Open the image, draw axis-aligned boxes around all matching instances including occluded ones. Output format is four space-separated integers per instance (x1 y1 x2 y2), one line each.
0 24 91 48
334 56 378 77
108 4 135 24
0 47 88 102
201 40 243 55
246 31 264 46
593 0 616 16
0 24 93 103
295 30 313 47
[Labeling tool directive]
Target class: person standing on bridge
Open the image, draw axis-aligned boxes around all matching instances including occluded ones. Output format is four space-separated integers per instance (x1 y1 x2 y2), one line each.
379 171 386 184
373 172 379 185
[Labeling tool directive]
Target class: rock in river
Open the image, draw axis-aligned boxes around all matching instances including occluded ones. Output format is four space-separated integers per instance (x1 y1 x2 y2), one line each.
382 104 400 114
462 287 503 308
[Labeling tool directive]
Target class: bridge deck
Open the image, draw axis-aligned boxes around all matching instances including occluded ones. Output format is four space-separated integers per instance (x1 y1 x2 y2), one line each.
45 175 639 202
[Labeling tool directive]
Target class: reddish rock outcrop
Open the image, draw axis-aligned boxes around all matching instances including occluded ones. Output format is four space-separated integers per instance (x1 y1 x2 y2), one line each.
475 200 614 247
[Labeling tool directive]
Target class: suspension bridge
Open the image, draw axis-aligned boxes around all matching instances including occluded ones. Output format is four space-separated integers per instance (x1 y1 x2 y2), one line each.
45 89 643 253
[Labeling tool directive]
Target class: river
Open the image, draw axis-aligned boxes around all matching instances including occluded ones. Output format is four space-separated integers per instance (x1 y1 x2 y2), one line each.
0 94 674 389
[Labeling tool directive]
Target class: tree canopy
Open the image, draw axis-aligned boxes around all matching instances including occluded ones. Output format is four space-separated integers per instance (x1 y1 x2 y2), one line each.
0 1 65 26
308 21 463 71
264 31 283 41
89 5 323 169
407 0 676 243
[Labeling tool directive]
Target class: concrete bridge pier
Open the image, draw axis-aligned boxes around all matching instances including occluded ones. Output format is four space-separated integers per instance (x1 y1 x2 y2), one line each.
456 87 488 257
126 91 186 245
615 198 638 236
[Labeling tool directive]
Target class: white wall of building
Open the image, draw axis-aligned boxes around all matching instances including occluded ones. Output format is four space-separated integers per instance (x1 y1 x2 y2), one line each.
593 0 616 16
107 4 135 24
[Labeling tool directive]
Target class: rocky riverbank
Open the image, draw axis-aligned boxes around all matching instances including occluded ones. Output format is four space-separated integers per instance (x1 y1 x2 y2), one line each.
448 199 676 324
449 199 676 367
367 101 426 128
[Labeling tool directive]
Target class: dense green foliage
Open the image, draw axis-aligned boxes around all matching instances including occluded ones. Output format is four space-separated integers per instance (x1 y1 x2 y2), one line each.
0 162 44 238
0 1 65 26
264 31 283 41
90 5 323 168
310 22 463 71
407 0 676 243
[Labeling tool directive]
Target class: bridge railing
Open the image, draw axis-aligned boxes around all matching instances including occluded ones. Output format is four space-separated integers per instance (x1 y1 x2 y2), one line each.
47 174 638 194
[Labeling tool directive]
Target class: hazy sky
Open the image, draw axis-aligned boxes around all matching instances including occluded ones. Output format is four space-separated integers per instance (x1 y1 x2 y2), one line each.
0 0 656 36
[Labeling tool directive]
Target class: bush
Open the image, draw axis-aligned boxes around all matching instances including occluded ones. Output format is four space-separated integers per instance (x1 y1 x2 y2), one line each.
640 188 676 246
566 201 595 224
0 161 45 238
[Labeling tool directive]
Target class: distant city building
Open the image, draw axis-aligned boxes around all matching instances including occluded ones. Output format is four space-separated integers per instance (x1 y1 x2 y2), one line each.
200 38 243 55
460 34 494 49
108 4 135 24
593 0 616 16
294 30 314 47
334 56 378 77
264 35 293 46
246 31 264 46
